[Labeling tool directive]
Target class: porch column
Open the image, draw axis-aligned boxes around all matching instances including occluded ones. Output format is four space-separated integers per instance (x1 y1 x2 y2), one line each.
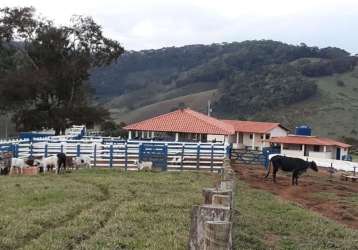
141 131 145 139
280 143 283 153
323 146 327 152
151 131 155 138
175 132 179 142
236 133 239 145
260 134 264 150
251 133 255 150
128 131 132 140
302 144 305 156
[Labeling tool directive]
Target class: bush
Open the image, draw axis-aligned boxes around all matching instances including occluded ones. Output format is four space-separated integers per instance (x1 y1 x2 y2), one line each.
336 80 345 87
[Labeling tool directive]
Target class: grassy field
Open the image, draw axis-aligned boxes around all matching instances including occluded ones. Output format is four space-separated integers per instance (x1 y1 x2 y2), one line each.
0 169 218 250
233 180 358 250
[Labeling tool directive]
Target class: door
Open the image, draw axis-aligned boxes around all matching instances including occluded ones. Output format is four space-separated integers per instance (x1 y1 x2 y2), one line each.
336 148 341 160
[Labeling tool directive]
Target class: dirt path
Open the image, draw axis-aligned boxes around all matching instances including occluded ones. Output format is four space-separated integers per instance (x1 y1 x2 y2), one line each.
232 164 358 229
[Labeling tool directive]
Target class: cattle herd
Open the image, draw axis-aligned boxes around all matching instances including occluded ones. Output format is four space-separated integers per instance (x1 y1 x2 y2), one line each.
0 152 92 176
0 152 323 186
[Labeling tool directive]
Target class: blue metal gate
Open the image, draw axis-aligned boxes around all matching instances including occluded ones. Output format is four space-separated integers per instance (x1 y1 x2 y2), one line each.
139 143 168 171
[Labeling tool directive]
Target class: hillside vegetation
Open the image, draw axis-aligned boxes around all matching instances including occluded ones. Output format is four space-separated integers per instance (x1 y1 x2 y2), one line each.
91 40 358 140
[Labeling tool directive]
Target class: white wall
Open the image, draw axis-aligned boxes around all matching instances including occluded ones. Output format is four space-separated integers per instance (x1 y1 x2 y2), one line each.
231 127 288 150
341 147 348 160
270 127 288 137
207 134 226 143
281 149 305 158
309 151 333 159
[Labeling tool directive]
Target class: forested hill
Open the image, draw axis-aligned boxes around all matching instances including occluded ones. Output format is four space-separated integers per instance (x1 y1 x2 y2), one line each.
90 40 358 138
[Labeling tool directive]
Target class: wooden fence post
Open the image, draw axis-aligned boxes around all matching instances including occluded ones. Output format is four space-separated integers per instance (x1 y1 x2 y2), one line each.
109 144 113 168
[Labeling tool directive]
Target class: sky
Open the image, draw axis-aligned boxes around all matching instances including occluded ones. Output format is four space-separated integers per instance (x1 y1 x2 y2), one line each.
1 0 358 53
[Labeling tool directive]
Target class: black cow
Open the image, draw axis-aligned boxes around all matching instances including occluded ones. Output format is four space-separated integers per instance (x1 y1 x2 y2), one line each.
0 154 11 175
265 155 318 185
57 153 67 174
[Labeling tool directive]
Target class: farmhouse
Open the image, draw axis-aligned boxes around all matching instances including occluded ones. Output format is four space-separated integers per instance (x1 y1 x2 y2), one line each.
270 135 351 160
124 108 288 149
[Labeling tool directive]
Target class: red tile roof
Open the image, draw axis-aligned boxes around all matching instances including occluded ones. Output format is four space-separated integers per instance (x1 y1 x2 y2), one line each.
270 135 351 148
124 108 235 135
222 120 288 133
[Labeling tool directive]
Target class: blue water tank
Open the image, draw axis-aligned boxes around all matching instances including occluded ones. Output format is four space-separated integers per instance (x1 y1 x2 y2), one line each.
295 125 312 136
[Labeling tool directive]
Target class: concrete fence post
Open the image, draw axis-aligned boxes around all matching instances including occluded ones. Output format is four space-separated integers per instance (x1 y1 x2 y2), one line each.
188 204 231 250
212 195 231 208
189 157 235 250
204 221 232 250
202 188 232 205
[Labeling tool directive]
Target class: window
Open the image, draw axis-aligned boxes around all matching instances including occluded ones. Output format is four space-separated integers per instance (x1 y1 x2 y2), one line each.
249 134 253 139
313 145 320 152
260 135 264 139
266 134 270 140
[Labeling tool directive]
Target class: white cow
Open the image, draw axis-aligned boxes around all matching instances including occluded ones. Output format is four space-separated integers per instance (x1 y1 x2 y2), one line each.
137 161 153 171
34 156 58 172
74 156 91 169
10 158 29 174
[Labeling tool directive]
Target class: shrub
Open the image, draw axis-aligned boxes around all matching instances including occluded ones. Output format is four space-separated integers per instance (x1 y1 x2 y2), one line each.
336 80 345 87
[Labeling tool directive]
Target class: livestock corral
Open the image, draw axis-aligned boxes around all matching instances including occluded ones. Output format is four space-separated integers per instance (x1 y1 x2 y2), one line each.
0 138 227 174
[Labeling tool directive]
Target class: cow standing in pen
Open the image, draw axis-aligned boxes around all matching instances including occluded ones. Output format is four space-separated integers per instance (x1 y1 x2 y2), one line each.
265 155 318 185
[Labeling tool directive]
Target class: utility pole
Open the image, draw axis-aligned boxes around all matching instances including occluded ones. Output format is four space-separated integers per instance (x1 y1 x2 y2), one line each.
207 100 212 117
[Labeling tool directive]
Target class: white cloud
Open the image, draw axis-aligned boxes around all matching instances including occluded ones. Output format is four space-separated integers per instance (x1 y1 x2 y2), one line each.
1 0 358 52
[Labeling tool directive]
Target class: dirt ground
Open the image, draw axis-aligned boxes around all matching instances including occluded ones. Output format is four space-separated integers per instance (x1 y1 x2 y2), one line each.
232 163 358 230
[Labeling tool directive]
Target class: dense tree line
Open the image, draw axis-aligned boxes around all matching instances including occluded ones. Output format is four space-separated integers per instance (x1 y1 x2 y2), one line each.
214 64 317 115
0 7 124 134
91 40 356 117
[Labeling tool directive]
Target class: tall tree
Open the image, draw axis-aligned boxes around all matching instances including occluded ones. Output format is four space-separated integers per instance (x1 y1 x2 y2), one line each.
0 7 124 134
